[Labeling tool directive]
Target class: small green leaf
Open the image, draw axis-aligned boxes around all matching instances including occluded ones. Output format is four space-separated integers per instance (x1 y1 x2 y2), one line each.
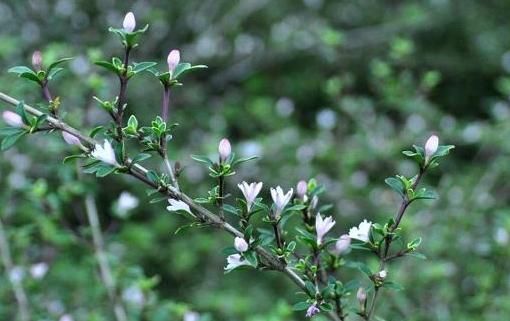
292 302 310 311
190 154 214 166
8 66 34 74
385 177 405 198
47 57 73 72
131 61 158 74
1 131 26 150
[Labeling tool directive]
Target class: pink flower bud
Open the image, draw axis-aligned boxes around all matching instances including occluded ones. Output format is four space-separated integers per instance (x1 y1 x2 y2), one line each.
62 131 81 146
234 237 248 252
296 180 307 199
357 287 367 306
2 111 23 127
32 51 42 70
218 138 231 162
333 234 351 255
167 50 180 73
424 135 439 160
123 12 136 32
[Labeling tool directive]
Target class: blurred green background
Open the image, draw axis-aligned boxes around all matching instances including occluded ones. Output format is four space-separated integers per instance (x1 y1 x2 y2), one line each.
1 0 510 320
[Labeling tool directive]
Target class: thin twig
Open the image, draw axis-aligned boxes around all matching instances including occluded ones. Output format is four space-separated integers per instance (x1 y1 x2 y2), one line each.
84 193 128 321
0 216 30 321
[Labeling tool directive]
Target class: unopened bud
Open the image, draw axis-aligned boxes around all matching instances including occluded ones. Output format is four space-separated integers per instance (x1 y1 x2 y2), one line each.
218 138 231 162
333 234 351 255
62 131 81 146
32 51 42 70
167 50 180 73
357 287 367 307
234 237 248 252
424 135 439 160
2 111 23 127
296 180 307 199
123 12 136 32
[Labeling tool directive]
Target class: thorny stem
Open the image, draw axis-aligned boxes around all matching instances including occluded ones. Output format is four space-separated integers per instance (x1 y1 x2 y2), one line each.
0 92 342 321
365 168 426 320
0 216 30 321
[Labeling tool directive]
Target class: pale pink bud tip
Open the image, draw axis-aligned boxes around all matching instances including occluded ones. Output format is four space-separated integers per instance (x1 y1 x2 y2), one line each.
234 237 249 252
32 51 42 70
167 50 180 73
62 131 81 146
2 111 23 127
424 135 439 159
123 12 136 32
218 138 231 162
357 287 367 303
296 180 308 198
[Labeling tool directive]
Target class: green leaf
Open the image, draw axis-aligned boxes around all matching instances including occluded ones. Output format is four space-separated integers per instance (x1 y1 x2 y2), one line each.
131 153 151 163
320 302 333 312
127 115 138 129
15 102 30 125
132 61 157 74
243 251 258 267
95 61 119 74
190 154 214 166
20 72 42 84
47 57 73 72
292 302 310 311
1 131 26 150
385 177 405 198
0 127 25 136
89 126 104 138
47 67 64 80
8 66 34 74
232 155 258 166
95 165 117 177
412 188 437 201
383 281 404 291
63 154 86 164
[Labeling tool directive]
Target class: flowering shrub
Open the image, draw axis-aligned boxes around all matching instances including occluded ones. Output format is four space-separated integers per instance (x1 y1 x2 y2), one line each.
0 11 455 321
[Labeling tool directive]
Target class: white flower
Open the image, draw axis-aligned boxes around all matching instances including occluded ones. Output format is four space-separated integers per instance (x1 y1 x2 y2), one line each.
237 181 263 211
315 213 336 246
296 180 308 199
30 262 49 279
348 219 372 243
167 50 180 73
167 198 192 214
224 254 249 271
218 138 231 162
234 237 249 252
425 135 439 160
270 186 293 216
183 311 200 321
62 131 81 146
122 12 136 32
332 234 351 255
377 269 388 279
116 192 139 216
91 140 119 166
2 111 23 127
